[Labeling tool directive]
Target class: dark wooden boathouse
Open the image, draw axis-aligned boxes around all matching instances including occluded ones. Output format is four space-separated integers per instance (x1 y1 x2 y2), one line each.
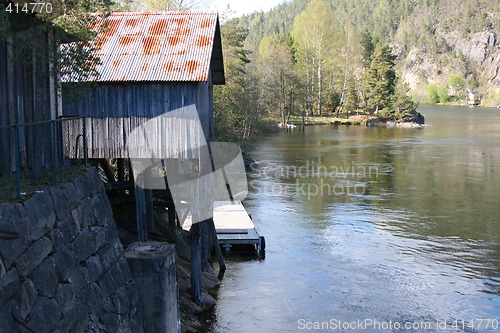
62 11 224 157
61 11 226 302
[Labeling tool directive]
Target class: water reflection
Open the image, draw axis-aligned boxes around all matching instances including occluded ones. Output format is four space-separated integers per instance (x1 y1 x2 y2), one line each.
211 107 500 332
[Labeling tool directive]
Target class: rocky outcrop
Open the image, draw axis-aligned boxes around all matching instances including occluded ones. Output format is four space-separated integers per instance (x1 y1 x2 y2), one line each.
441 30 500 85
405 110 425 125
348 114 425 127
398 29 500 91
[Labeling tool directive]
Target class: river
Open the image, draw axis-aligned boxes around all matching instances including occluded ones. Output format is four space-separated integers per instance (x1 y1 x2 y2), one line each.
210 106 500 333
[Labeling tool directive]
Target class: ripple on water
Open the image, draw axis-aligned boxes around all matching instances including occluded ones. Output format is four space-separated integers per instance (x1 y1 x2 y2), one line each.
213 110 500 332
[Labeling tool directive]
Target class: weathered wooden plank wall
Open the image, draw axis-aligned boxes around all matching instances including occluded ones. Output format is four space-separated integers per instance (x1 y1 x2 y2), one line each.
0 23 57 176
62 80 214 159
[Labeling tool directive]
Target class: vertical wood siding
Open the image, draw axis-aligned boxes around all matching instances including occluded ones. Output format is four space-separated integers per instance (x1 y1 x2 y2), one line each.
62 80 214 159
0 27 57 176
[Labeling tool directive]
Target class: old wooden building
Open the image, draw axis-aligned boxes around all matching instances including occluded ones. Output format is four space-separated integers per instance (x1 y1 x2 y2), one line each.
0 9 63 176
62 11 225 158
62 11 226 303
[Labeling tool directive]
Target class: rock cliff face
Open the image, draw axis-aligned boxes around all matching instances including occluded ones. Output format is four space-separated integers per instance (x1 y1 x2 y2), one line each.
442 30 499 85
398 29 500 92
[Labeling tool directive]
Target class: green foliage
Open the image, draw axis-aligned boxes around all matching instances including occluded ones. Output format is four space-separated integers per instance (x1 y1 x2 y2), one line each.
428 83 440 104
437 86 451 103
360 41 418 118
291 0 345 116
214 19 259 142
221 19 251 78
258 42 300 126
360 30 374 68
236 0 497 97
363 42 396 113
427 83 451 104
344 78 359 112
393 80 418 117
1 0 113 98
327 91 342 113
447 73 465 98
217 0 497 136
115 0 200 11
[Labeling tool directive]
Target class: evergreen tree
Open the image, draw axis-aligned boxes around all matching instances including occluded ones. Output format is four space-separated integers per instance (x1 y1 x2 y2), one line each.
344 78 359 113
393 79 418 118
214 19 258 142
360 30 374 69
363 42 396 115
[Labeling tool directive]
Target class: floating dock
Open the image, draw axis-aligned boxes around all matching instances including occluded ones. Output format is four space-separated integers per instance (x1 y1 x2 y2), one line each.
182 201 265 256
213 201 263 253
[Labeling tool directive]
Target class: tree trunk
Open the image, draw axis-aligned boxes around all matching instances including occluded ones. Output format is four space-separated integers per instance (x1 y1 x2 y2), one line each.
305 68 311 116
317 60 322 116
339 28 351 117
311 57 315 116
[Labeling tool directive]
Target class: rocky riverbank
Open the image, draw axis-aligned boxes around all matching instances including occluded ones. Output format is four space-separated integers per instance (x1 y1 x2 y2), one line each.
174 228 220 333
286 112 426 128
348 113 425 127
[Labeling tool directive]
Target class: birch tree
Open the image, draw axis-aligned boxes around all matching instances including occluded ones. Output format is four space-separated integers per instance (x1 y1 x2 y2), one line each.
258 40 300 127
291 0 343 116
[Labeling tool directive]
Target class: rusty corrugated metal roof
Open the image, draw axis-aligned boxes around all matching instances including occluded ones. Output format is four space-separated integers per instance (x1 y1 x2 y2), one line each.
67 11 224 83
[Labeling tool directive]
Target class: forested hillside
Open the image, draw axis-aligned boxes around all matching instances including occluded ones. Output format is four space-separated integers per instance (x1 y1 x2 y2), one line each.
239 0 499 95
213 0 499 140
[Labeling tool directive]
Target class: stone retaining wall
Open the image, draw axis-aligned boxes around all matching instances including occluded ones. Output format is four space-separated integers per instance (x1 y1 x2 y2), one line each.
0 168 144 333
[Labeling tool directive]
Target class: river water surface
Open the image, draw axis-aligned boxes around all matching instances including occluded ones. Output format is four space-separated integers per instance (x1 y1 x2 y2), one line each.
210 106 500 332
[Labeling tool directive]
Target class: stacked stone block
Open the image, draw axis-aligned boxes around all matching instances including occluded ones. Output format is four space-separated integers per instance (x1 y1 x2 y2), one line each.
0 168 144 333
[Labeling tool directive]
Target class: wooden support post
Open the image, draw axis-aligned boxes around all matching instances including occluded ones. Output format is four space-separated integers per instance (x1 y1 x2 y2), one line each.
200 220 210 271
144 167 155 232
167 203 176 226
208 218 225 272
6 36 15 174
145 189 154 232
135 183 148 242
190 222 202 304
117 158 125 182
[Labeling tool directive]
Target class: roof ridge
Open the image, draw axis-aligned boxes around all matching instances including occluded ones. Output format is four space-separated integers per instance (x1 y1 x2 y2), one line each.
109 11 218 16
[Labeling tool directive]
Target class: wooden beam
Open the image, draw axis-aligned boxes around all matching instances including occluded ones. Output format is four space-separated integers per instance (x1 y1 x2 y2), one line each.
117 158 125 182
135 184 148 242
167 203 176 226
145 188 154 233
190 222 202 303
208 218 225 272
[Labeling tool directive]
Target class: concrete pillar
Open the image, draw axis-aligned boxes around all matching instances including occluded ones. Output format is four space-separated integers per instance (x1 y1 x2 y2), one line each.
125 242 180 333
